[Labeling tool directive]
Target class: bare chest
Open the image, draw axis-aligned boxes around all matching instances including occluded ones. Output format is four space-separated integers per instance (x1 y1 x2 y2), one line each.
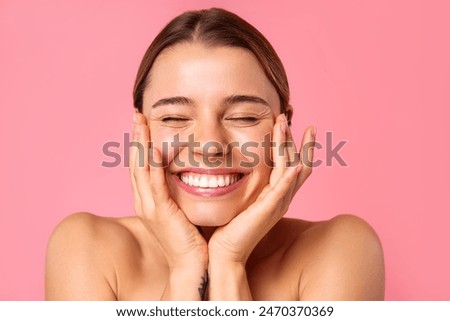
114 255 299 301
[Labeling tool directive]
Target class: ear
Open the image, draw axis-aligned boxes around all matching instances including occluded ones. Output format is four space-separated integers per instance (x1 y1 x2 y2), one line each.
285 104 294 126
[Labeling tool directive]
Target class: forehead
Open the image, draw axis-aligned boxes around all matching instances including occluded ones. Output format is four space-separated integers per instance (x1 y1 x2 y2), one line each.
143 42 279 108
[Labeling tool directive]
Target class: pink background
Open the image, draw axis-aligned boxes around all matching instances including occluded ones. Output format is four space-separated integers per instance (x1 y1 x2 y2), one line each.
1 0 449 300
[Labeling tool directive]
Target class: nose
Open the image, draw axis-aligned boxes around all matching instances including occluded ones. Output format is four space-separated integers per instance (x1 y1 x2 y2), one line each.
192 121 230 158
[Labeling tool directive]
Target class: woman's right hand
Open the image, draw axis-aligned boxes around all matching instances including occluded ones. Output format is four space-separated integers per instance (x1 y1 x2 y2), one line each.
130 112 208 299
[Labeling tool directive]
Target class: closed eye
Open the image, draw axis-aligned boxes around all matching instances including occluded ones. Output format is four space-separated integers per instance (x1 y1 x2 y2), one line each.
228 117 258 122
161 117 189 122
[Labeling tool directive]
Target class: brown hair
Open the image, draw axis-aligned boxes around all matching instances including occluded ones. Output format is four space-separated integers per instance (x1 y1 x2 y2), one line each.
133 7 290 115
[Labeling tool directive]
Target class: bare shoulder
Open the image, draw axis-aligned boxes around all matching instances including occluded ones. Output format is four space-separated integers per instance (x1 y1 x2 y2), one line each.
277 214 385 300
45 212 141 300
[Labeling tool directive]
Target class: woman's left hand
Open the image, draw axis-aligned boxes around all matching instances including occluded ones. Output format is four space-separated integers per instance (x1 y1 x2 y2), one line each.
208 114 316 265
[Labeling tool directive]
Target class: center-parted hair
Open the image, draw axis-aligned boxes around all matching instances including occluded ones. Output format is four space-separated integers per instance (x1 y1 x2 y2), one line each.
133 7 290 114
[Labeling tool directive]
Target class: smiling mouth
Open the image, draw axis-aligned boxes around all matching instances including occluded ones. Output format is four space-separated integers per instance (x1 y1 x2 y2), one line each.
177 172 245 188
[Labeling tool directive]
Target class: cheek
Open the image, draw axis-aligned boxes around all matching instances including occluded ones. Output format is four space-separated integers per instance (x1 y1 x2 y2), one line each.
149 125 180 166
232 125 273 161
231 123 273 142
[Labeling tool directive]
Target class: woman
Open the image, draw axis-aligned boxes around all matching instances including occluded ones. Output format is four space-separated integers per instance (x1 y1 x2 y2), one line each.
45 7 385 300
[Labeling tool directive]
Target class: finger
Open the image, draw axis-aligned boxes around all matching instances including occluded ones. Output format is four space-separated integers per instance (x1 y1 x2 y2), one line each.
296 125 316 191
130 111 148 180
130 113 142 175
148 146 172 206
285 123 299 166
277 123 302 203
271 158 302 198
133 122 154 213
130 117 142 213
130 111 150 210
270 114 289 186
134 111 148 125
262 163 301 203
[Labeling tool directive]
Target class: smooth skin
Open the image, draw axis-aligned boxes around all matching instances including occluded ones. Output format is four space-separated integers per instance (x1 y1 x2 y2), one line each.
45 43 385 300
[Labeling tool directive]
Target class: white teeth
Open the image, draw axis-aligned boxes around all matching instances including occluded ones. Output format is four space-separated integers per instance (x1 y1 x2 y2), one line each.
208 176 218 188
217 176 225 187
199 175 208 188
179 172 242 188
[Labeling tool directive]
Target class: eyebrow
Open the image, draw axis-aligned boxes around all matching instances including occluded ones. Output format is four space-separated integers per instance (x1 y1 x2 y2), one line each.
151 94 270 108
152 96 192 108
224 95 270 107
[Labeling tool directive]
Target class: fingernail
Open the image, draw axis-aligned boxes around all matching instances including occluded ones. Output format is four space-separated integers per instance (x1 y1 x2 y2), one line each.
312 126 317 138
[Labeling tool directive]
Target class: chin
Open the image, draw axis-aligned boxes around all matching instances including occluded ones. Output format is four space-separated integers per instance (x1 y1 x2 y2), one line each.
180 202 241 227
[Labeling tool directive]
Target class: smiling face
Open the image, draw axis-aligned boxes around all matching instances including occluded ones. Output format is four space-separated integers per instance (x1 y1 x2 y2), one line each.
142 42 282 226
